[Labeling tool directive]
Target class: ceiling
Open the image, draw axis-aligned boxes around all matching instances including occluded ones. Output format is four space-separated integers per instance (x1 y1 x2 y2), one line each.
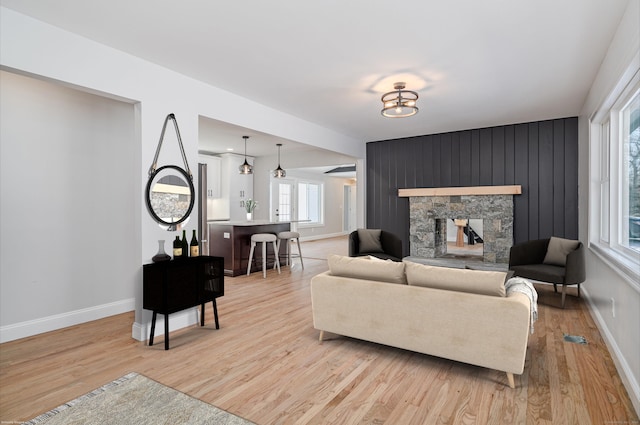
198 117 358 178
198 116 319 157
1 0 630 155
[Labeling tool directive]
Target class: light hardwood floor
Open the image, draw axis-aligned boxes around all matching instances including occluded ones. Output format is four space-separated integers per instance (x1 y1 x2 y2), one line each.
1 236 638 424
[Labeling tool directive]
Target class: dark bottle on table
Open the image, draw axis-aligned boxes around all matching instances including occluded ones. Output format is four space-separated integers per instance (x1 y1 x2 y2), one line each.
181 230 188 258
190 230 199 257
173 236 182 259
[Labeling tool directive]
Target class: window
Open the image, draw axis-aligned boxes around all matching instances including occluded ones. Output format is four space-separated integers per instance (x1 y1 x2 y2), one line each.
590 64 640 285
621 91 640 252
298 181 323 225
600 120 610 243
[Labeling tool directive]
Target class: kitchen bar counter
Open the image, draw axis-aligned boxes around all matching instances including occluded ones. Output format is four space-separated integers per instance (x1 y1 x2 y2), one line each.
208 220 286 226
208 221 290 276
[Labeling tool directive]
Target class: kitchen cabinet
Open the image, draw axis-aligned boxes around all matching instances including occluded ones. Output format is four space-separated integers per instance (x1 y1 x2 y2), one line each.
220 153 254 221
198 154 221 198
208 221 290 276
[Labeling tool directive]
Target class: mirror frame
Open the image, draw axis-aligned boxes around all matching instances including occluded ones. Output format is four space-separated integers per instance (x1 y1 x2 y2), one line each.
145 165 195 229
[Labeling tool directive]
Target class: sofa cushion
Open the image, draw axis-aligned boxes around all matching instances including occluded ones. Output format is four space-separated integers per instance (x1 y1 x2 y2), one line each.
328 254 406 284
511 264 565 284
466 265 515 281
543 237 580 266
357 228 383 253
366 253 401 261
405 261 507 297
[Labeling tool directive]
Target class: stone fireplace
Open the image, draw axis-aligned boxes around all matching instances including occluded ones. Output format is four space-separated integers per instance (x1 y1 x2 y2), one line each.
399 186 521 263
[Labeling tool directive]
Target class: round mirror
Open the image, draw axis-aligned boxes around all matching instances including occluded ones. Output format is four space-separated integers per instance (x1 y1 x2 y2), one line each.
145 165 195 230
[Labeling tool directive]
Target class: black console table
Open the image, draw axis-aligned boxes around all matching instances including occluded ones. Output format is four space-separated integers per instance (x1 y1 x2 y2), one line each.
143 256 224 350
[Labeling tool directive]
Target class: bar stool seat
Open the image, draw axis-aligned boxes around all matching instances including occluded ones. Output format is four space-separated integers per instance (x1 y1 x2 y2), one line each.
277 231 304 270
247 233 280 278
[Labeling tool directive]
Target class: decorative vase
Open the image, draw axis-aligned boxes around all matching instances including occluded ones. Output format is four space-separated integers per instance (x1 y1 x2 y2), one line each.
246 212 253 221
152 240 171 262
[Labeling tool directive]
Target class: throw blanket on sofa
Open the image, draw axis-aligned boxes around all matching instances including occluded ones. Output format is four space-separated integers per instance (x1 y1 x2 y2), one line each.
505 277 538 334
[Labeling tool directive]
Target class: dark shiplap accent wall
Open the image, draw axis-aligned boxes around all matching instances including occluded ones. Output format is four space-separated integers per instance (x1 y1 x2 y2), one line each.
366 117 578 256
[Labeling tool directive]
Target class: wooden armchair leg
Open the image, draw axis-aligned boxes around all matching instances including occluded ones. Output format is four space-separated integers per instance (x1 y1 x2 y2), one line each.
561 285 567 308
319 330 324 344
506 372 515 389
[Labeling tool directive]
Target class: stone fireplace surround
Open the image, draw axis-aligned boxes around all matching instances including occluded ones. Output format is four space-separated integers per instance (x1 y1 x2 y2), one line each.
399 186 521 264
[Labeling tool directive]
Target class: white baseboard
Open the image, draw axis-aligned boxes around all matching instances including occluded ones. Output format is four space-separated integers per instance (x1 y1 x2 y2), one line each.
582 287 640 417
0 298 135 343
131 307 200 342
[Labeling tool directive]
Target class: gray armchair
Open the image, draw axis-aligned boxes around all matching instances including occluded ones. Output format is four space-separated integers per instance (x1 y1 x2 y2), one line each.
508 238 586 308
349 230 403 262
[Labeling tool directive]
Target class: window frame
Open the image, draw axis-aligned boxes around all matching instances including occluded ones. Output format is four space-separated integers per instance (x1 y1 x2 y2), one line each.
297 180 324 227
589 61 640 289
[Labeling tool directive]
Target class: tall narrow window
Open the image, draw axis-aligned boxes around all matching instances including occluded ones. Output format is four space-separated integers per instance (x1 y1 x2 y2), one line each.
589 60 639 285
298 182 323 225
621 89 640 252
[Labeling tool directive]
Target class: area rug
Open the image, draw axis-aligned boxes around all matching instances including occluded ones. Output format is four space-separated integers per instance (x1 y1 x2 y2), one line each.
24 372 255 425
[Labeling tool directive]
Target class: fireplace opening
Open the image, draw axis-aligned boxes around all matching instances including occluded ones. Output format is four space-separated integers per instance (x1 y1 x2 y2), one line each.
434 218 484 259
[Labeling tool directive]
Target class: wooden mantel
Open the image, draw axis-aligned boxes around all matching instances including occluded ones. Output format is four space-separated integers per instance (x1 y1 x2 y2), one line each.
398 185 522 197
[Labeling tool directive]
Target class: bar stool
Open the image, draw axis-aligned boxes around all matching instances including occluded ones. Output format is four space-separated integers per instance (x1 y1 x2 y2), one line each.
454 219 468 247
277 231 304 270
247 233 281 278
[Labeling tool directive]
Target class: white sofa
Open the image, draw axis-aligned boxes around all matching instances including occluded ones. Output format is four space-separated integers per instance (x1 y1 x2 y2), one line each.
310 255 533 388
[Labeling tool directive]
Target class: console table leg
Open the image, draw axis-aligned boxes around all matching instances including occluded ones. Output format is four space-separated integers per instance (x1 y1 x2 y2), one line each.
164 313 169 350
200 303 206 326
212 299 220 329
149 311 157 346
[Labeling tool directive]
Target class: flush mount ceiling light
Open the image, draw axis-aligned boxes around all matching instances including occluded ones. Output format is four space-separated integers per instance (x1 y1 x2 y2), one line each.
273 143 286 178
238 135 253 174
381 82 419 118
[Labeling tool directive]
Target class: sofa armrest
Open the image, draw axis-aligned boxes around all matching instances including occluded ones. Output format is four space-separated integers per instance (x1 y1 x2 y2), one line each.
348 231 360 257
564 242 586 284
509 238 549 267
381 231 403 260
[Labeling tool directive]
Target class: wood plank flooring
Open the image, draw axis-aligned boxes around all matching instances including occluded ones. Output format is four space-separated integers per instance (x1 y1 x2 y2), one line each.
1 236 638 424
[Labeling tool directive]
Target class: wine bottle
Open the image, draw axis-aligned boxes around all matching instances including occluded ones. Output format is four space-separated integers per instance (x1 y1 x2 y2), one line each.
190 230 199 257
181 230 188 258
173 236 182 259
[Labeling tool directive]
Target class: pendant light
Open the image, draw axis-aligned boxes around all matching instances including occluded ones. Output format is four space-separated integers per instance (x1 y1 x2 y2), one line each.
239 135 253 174
381 82 419 118
273 143 286 178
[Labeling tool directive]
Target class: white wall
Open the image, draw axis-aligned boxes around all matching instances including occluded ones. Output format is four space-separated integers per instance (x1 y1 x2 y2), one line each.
0 71 139 341
578 0 640 413
0 7 364 342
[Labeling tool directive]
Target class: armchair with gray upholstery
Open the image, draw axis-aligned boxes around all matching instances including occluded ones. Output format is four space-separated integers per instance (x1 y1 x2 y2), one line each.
349 229 403 262
508 237 586 308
